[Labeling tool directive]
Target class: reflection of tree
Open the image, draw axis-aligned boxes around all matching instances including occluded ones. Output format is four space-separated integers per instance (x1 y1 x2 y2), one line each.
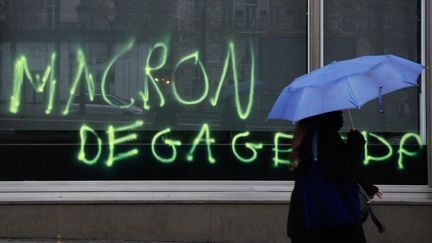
324 0 419 132
113 0 178 34
175 0 231 58
76 0 178 34
0 0 45 30
325 0 418 59
172 0 231 109
88 0 117 28
268 0 306 36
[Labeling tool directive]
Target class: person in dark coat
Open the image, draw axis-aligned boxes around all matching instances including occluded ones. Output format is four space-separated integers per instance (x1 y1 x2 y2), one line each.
287 111 382 243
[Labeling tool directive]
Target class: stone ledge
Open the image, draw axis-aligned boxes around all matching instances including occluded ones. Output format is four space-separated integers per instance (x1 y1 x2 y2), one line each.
0 181 431 205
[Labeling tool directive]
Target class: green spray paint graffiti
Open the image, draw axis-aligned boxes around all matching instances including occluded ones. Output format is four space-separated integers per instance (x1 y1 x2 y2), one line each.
210 41 255 120
106 120 144 167
140 41 169 110
7 39 424 171
62 49 96 115
9 39 255 120
231 132 263 163
272 132 293 167
186 123 216 164
101 40 136 109
151 128 182 164
77 121 423 170
172 51 209 105
10 53 57 114
397 133 423 170
79 120 144 167
362 131 393 166
78 124 102 165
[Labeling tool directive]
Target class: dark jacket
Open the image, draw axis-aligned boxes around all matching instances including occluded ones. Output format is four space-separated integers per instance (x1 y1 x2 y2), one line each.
287 126 378 243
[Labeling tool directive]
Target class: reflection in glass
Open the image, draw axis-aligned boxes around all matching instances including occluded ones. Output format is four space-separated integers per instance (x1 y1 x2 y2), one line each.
0 0 307 131
324 0 420 133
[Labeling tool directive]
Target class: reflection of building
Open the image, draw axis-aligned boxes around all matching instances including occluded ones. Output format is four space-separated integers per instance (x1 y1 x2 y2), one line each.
0 0 306 122
0 0 150 115
324 0 420 131
0 0 417 131
232 0 269 31
0 1 431 243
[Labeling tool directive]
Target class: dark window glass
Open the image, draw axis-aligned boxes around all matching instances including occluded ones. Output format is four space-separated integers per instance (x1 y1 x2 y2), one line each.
324 0 426 185
0 0 307 132
324 0 421 134
0 0 426 185
0 0 309 180
0 0 425 184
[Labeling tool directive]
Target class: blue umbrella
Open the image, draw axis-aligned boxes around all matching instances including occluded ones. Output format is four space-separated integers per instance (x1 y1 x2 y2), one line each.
267 55 424 128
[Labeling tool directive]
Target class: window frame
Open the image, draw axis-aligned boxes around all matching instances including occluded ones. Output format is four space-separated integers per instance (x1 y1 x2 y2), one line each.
0 0 431 204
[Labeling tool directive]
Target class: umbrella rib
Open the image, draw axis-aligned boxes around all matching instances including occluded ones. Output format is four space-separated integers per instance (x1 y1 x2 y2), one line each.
291 88 307 122
278 92 294 121
387 61 420 86
344 76 360 107
331 63 361 107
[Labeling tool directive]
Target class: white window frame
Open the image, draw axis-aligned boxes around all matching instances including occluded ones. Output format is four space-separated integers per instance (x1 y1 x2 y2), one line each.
0 0 431 205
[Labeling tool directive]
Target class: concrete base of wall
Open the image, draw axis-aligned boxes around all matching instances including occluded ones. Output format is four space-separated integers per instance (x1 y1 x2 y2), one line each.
0 203 431 243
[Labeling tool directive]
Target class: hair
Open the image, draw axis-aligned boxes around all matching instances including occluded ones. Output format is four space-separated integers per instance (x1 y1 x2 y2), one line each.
289 115 322 171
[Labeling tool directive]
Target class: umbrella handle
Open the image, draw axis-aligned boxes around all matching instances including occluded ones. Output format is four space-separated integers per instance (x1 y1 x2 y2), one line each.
347 109 356 131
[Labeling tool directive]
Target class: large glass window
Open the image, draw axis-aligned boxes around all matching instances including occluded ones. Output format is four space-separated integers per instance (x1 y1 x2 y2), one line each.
325 0 421 133
324 0 426 184
0 0 425 184
0 0 308 180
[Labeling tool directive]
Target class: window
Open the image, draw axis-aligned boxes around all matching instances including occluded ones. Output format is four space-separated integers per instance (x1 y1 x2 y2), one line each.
245 0 257 30
0 0 308 180
0 0 426 186
0 0 429 204
259 10 268 29
324 0 426 185
271 7 280 23
46 0 59 29
234 10 244 28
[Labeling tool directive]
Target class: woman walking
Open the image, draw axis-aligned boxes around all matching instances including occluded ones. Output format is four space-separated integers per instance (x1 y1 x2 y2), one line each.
287 111 382 243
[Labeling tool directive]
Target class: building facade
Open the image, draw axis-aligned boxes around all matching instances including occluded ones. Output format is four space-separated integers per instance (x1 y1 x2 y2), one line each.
0 0 431 242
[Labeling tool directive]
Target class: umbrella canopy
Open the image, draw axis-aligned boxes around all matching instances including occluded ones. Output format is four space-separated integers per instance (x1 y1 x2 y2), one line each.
267 55 424 123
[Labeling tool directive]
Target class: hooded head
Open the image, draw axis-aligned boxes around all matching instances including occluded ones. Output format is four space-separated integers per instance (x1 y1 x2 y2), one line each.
320 110 343 131
289 110 343 169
